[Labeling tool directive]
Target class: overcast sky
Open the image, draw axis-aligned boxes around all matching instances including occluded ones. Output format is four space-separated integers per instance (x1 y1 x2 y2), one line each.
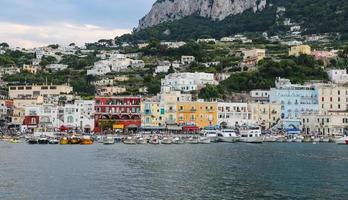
0 0 154 48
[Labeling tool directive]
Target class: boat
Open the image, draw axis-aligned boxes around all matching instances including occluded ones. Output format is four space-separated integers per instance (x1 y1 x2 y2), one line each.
335 136 348 145
69 136 80 144
201 127 220 142
185 137 199 144
123 137 136 145
103 135 115 145
217 129 239 143
198 137 211 144
49 138 59 144
38 136 49 144
161 137 172 144
60 137 69 145
150 135 160 144
239 126 264 143
293 135 304 143
9 138 21 144
28 137 38 144
172 137 184 144
80 135 93 145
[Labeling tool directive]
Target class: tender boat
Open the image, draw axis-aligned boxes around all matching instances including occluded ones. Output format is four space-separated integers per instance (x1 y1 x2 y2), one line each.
239 126 263 143
80 135 93 145
217 129 238 143
201 127 220 142
136 137 147 144
123 137 137 145
185 137 199 144
150 135 160 144
69 136 80 144
198 137 211 144
60 137 69 145
49 138 59 144
28 137 38 144
172 137 184 144
335 136 348 145
103 135 115 145
9 138 21 144
38 136 49 144
161 137 172 144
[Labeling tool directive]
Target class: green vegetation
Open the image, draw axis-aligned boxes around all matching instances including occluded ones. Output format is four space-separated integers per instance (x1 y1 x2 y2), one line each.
40 55 57 67
59 53 99 70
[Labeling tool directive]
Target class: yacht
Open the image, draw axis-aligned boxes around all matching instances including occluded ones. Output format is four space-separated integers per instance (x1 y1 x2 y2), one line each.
49 138 59 144
123 137 137 145
198 137 211 144
201 127 220 142
239 126 264 143
161 137 173 144
217 129 239 143
38 136 49 144
185 136 199 144
172 137 184 144
103 135 115 145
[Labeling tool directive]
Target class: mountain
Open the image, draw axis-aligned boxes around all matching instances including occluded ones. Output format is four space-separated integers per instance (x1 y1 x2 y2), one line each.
116 0 348 43
138 0 267 30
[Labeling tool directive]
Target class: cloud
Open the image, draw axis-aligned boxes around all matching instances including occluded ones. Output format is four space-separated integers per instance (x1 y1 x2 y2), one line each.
0 21 131 48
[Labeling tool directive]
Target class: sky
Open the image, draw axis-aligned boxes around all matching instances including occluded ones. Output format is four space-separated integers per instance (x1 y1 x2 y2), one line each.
0 0 155 48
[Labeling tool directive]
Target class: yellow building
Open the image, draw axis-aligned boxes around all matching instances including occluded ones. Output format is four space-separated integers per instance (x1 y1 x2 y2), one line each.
176 101 218 128
248 102 281 129
289 45 311 56
141 99 163 127
22 64 40 74
242 49 266 62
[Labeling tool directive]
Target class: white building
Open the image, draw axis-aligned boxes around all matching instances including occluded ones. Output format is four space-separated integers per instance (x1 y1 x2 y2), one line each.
62 100 95 132
327 69 348 84
197 38 216 43
250 90 270 103
130 60 145 68
160 41 186 48
9 84 73 99
161 72 218 92
46 64 68 71
87 60 111 76
181 56 195 65
217 102 252 127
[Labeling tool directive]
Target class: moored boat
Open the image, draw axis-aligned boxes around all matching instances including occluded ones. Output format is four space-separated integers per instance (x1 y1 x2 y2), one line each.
69 136 80 144
103 135 115 145
49 138 59 144
80 135 93 145
185 137 199 144
38 136 49 144
217 129 238 143
239 126 263 143
60 137 69 145
123 137 136 145
335 136 348 145
161 137 172 144
9 138 21 144
28 137 38 144
198 137 211 144
172 137 184 144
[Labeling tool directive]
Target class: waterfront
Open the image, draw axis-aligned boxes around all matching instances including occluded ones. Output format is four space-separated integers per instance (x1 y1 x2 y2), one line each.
0 142 348 199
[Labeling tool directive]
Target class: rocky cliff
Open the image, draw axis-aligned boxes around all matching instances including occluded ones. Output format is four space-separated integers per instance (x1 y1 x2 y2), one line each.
139 0 267 29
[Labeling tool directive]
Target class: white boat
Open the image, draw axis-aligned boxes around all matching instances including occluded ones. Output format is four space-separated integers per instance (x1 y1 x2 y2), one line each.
201 127 220 142
217 129 238 143
103 135 115 145
49 138 59 144
185 137 199 144
172 137 184 144
239 126 263 143
161 137 172 144
198 137 211 144
335 136 348 145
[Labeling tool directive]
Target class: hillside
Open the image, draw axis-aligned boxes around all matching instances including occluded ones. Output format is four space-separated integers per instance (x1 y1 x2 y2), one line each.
116 0 348 43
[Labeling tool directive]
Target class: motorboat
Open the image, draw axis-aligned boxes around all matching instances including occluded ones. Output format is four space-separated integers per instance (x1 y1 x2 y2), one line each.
69 136 80 144
38 136 49 144
60 137 69 145
172 137 184 144
185 137 199 144
9 138 21 144
150 135 160 144
198 137 211 144
335 136 348 145
217 129 239 143
80 135 93 145
161 137 172 144
136 137 147 144
103 135 115 145
49 138 59 144
239 126 264 143
123 137 137 145
201 127 220 142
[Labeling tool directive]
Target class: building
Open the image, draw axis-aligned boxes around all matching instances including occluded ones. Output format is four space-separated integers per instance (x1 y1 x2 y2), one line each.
62 100 95 132
94 97 141 132
242 49 266 63
141 99 162 128
315 83 348 113
250 90 270 103
97 86 127 96
327 69 348 85
130 60 145 68
289 45 311 56
197 38 216 43
8 84 73 99
160 41 186 48
217 102 252 128
269 78 318 119
301 112 348 136
161 72 217 92
46 64 68 71
22 64 40 74
248 102 281 130
87 61 111 76
23 104 60 131
181 56 195 65
176 101 217 128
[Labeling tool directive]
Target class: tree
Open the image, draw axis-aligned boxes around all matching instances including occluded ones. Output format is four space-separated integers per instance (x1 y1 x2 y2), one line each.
198 84 221 100
168 65 175 73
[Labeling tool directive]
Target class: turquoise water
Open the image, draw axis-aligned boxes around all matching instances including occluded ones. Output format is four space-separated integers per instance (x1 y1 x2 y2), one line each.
0 142 347 199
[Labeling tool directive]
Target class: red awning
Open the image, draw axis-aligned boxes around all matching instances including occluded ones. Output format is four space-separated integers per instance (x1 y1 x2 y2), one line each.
59 125 69 132
182 126 200 132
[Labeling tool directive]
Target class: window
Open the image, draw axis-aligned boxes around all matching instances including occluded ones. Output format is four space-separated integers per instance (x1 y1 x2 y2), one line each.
67 116 74 123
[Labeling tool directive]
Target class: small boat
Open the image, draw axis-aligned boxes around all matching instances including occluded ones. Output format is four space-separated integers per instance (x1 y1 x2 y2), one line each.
38 136 49 144
123 137 136 145
335 136 348 145
239 126 263 144
161 137 172 144
293 135 304 143
103 135 115 145
185 137 199 144
80 135 93 145
9 138 21 144
198 137 211 144
60 137 69 145
69 136 80 144
217 129 239 143
28 137 38 144
150 135 160 144
49 138 59 144
172 137 184 144
201 127 219 142
136 137 147 144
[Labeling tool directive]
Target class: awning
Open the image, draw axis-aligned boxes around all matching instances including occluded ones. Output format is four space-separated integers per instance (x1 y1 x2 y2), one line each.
167 125 182 131
182 126 200 132
140 126 166 130
113 124 124 129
